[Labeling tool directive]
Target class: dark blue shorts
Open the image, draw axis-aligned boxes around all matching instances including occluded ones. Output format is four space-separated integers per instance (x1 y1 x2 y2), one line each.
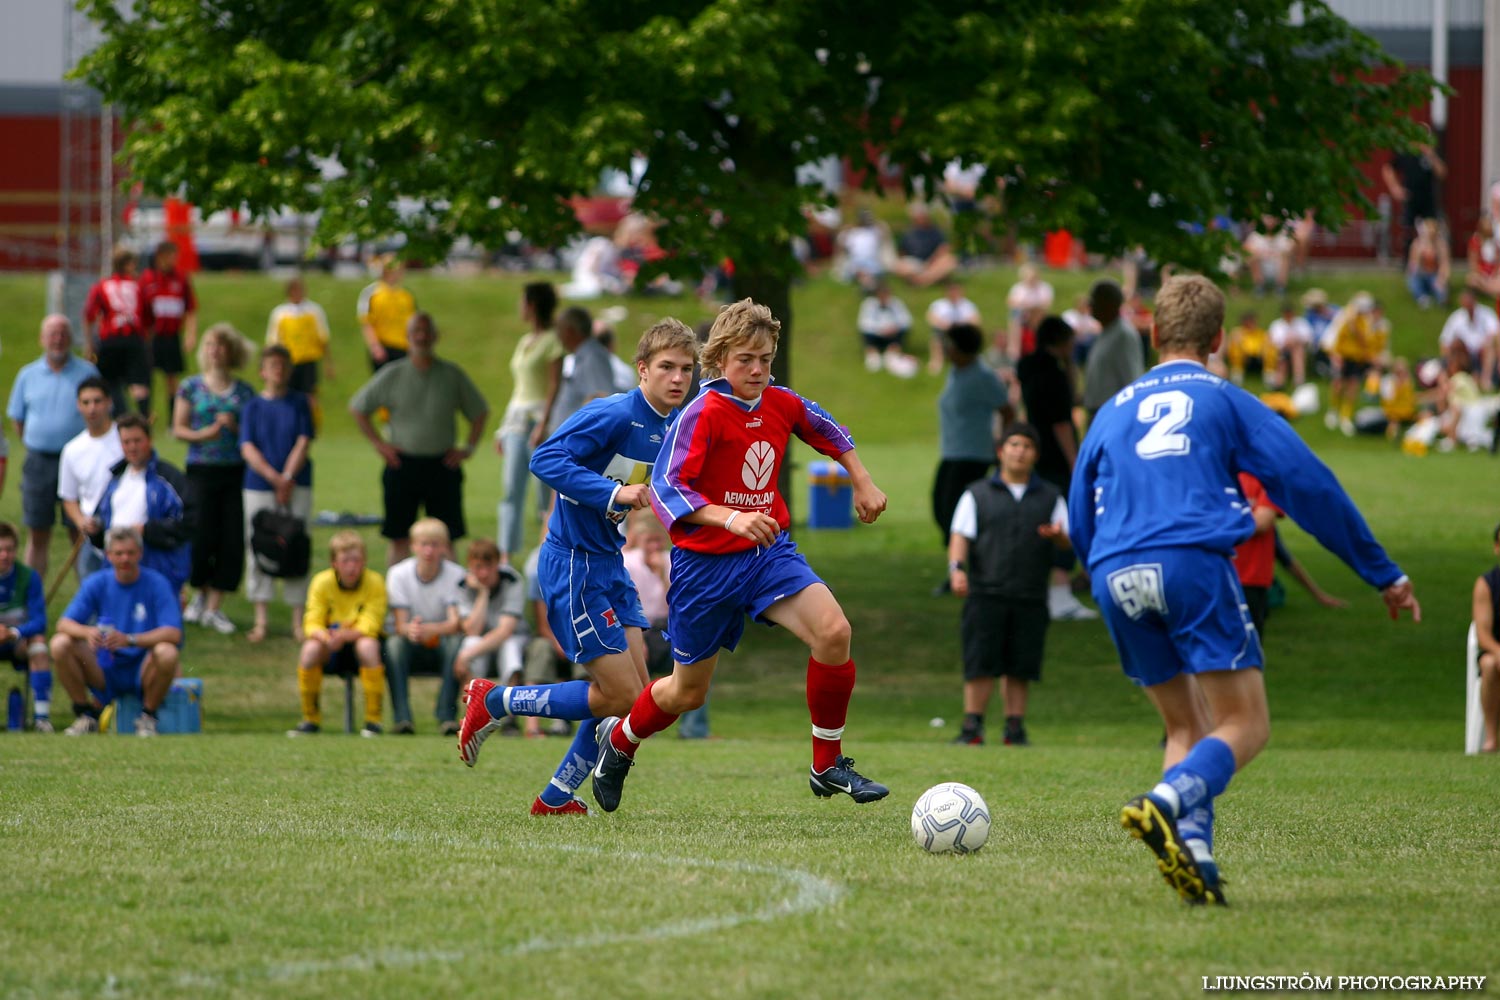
1091 546 1263 688
665 534 824 665
537 543 648 665
101 655 147 700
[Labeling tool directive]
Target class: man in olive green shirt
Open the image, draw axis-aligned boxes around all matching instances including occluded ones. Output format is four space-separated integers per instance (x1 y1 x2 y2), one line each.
351 312 489 565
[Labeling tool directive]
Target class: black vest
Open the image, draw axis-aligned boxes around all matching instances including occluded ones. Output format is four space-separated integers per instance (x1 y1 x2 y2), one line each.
968 476 1061 602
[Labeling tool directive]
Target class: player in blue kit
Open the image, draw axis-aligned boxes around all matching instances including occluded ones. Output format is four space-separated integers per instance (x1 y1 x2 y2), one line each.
456 318 698 814
1069 274 1420 905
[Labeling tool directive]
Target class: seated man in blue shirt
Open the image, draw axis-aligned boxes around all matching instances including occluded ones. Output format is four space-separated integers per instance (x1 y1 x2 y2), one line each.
50 526 184 736
0 521 50 730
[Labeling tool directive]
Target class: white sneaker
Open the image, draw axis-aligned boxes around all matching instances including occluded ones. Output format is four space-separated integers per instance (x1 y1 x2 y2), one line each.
1339 418 1355 437
134 713 158 737
34 718 53 733
201 609 237 635
183 593 205 625
864 353 882 373
1048 593 1101 621
64 714 99 736
1323 410 1339 431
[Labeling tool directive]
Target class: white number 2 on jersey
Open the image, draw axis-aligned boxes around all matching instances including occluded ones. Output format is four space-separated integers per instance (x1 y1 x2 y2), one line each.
1135 390 1194 458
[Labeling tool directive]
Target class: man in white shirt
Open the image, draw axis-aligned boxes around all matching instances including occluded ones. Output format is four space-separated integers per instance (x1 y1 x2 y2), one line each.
1267 301 1314 389
58 377 123 579
856 283 917 376
926 280 983 375
1439 288 1499 389
384 516 468 735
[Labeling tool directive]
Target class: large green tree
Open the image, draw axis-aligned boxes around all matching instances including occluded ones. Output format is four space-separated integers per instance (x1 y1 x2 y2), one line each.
82 0 1431 383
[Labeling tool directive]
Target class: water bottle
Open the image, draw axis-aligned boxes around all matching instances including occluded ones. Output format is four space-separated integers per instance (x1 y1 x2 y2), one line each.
6 687 20 731
96 616 115 670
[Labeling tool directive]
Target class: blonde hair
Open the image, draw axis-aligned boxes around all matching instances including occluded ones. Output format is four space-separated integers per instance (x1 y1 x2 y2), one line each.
699 299 780 380
633 317 699 368
1153 275 1225 356
197 322 252 373
409 517 451 545
328 530 366 561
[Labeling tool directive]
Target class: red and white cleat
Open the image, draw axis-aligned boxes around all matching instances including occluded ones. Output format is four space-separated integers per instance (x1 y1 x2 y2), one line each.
530 795 591 816
457 678 502 767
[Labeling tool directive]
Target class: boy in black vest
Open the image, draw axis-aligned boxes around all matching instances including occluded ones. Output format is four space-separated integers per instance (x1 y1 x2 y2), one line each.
947 423 1071 746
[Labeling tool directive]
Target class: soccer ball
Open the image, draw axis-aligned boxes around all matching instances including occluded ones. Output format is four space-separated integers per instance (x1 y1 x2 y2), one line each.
910 782 991 854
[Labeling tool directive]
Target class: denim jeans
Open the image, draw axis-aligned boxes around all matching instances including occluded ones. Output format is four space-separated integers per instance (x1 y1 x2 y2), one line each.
678 698 711 739
383 634 462 725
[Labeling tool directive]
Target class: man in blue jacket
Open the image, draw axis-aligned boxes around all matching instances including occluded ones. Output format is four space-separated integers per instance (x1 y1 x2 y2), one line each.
92 413 194 596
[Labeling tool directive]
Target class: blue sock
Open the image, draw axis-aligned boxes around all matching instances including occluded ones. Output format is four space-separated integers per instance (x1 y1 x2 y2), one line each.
1177 802 1215 852
29 670 52 718
486 680 594 721
1155 736 1236 816
539 717 601 807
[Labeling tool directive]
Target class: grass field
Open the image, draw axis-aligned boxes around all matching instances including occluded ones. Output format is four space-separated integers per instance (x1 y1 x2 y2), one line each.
0 265 1496 998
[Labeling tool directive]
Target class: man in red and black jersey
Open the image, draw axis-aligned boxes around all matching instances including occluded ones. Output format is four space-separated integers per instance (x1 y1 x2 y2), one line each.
83 247 151 418
138 241 198 422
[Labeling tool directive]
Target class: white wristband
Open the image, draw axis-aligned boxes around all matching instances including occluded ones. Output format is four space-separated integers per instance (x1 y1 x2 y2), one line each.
724 510 741 531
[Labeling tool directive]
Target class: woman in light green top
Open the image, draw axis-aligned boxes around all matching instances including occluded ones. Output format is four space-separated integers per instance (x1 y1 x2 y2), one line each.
496 283 565 558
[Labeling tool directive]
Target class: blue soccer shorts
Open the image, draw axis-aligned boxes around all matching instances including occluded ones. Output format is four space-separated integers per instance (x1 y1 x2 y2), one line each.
665 533 825 665
1091 546 1263 688
101 655 147 700
536 543 649 665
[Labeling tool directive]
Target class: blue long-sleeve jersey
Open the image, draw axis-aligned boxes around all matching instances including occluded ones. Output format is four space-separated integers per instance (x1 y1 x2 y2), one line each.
529 388 675 555
1069 360 1403 590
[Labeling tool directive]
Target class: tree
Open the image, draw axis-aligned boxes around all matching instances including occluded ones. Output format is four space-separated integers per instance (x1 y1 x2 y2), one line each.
82 0 1432 392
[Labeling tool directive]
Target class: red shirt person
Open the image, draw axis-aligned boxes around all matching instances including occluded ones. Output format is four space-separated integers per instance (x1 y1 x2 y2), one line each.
138 240 198 418
83 246 152 418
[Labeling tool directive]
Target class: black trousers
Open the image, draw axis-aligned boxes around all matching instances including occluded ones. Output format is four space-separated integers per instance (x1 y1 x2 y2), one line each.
931 459 992 547
188 463 246 591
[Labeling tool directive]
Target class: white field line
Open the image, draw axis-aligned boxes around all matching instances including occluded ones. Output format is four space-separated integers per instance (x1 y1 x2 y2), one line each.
163 827 845 991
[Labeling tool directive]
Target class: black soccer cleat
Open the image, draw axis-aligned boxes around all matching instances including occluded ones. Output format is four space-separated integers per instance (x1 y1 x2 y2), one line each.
809 755 890 803
1120 793 1215 905
590 716 634 813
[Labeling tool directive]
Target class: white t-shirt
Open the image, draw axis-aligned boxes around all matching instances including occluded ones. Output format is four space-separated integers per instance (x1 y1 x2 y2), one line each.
1007 280 1055 314
949 484 1068 539
385 558 467 627
1268 316 1313 351
927 296 981 329
1439 304 1500 357
110 466 149 528
58 425 124 515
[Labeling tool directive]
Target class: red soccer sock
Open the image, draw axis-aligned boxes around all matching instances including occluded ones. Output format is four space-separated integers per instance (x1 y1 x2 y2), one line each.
807 657 856 772
609 679 680 758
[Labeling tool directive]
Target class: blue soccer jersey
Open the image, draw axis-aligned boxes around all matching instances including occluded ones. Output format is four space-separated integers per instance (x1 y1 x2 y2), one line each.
530 388 676 555
1069 360 1403 590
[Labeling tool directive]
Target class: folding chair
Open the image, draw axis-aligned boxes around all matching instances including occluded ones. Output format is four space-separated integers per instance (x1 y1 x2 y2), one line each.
1466 622 1485 755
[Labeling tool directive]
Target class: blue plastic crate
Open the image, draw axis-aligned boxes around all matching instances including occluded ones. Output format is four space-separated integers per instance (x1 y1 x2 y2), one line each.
113 677 203 734
807 461 853 529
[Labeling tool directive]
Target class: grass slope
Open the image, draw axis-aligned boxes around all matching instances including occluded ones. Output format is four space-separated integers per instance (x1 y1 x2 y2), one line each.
0 266 1495 998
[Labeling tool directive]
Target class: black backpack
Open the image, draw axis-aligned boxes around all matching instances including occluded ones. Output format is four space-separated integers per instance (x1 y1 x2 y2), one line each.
250 508 311 579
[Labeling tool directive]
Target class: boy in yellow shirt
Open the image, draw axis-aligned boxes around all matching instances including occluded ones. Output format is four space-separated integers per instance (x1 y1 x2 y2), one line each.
289 530 388 736
265 276 332 398
1224 310 1276 385
357 257 416 371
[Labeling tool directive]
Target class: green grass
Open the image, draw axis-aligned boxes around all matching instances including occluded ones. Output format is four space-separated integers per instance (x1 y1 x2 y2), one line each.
0 266 1496 998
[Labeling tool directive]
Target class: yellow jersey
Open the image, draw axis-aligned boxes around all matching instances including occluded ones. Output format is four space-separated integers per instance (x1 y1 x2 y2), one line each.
303 567 387 639
357 280 416 351
266 300 330 365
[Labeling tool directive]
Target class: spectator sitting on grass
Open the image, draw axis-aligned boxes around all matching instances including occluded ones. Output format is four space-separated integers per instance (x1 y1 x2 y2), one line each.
892 202 958 288
290 530 387 738
1224 310 1275 385
51 526 182 737
856 282 918 377
384 516 467 736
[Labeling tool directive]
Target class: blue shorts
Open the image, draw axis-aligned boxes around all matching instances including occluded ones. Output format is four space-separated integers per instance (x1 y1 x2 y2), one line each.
537 542 648 665
100 655 147 700
1091 546 1262 688
666 534 824 665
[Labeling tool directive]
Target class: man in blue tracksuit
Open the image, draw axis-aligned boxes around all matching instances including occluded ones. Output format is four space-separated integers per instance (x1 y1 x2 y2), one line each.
92 413 194 595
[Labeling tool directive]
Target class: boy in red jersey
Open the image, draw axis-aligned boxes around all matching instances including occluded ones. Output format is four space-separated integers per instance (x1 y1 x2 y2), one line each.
83 247 150 418
138 241 198 423
590 298 890 812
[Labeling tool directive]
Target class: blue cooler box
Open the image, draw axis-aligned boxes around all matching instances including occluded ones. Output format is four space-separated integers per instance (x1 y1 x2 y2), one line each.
113 677 203 734
807 461 853 529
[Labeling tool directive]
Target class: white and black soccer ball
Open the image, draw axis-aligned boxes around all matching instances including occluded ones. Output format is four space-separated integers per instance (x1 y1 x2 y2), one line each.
910 782 991 854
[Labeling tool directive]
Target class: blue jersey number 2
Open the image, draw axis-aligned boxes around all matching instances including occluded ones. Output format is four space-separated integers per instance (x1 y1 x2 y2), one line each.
1135 390 1194 458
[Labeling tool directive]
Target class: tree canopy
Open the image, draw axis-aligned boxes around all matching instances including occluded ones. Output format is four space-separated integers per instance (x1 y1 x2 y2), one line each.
83 0 1432 291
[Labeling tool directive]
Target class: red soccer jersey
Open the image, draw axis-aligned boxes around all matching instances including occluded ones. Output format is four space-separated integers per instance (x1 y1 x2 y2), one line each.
1233 472 1283 588
651 380 854 555
138 267 196 337
83 276 143 340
